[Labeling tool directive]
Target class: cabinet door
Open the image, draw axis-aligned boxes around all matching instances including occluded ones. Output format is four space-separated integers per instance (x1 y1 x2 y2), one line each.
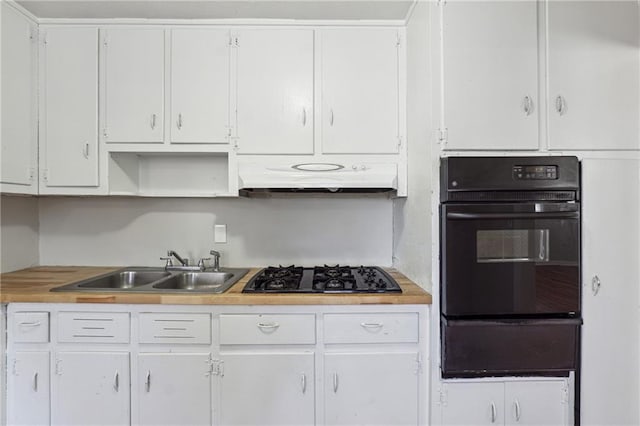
581 159 640 425
442 1 539 150
8 352 50 426
103 28 164 143
236 29 313 154
505 381 569 426
41 27 99 189
548 2 640 150
137 353 211 426
321 28 400 154
1 3 37 193
440 382 504 426
53 351 130 426
325 352 419 425
171 29 230 144
220 352 314 426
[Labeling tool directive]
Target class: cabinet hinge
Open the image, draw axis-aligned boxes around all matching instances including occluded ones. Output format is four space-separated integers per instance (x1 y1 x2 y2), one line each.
208 359 224 377
229 35 239 48
437 0 447 6
42 169 49 183
414 353 422 375
438 128 448 145
103 34 108 47
28 167 36 182
397 136 403 149
396 33 402 47
12 359 18 376
103 128 109 140
561 383 569 404
439 387 448 406
55 359 62 375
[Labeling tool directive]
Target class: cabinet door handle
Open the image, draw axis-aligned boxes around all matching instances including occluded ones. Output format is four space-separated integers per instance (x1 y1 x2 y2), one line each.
592 275 601 296
257 322 280 331
19 321 41 327
150 114 157 129
514 399 521 422
302 107 307 126
330 109 335 126
555 95 566 115
145 370 151 392
177 113 183 130
33 372 38 392
301 373 307 394
523 96 533 116
332 373 339 393
490 401 497 423
114 371 119 392
83 143 89 159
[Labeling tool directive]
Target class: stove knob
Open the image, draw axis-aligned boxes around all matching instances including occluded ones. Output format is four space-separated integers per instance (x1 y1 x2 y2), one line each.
378 279 387 289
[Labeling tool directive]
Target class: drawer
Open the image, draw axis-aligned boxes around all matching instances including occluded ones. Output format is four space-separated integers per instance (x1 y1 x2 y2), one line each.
220 314 315 345
139 313 211 344
324 313 419 344
58 312 130 343
12 312 50 343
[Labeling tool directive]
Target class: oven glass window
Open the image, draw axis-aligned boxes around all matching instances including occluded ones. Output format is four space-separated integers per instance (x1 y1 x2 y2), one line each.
477 229 550 263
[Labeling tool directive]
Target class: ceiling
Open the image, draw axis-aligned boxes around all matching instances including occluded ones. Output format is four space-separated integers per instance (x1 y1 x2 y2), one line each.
15 0 415 20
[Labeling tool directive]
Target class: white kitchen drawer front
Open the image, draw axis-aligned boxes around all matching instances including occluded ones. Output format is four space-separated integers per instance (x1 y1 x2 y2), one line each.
58 312 130 343
324 313 419 344
139 313 211 344
219 314 316 345
12 312 50 343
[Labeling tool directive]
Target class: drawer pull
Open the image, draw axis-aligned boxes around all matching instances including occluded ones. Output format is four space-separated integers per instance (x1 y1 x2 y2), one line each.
81 326 105 330
360 322 383 329
162 327 187 331
19 321 42 327
73 318 113 322
257 322 280 331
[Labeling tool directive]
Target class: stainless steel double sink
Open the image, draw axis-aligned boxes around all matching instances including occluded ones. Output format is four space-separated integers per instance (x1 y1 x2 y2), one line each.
51 267 249 294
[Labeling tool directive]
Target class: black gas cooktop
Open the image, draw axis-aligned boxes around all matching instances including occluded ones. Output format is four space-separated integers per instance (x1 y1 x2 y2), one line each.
242 265 402 293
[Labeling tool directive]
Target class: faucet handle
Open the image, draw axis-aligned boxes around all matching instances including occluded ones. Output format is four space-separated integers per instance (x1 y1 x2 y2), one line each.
160 257 173 268
210 250 221 256
197 258 211 270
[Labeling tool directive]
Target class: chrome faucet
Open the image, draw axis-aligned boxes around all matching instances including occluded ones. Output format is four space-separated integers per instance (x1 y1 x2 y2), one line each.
167 250 189 266
210 250 221 272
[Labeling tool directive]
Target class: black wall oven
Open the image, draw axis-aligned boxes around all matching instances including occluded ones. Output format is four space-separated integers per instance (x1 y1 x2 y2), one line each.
440 156 581 378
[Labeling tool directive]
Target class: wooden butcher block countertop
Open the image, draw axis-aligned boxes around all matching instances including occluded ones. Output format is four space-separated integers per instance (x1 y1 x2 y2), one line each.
0 266 432 305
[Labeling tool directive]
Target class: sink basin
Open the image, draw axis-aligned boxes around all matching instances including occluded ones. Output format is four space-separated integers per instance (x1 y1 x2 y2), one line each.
51 267 249 294
77 270 171 289
152 272 234 291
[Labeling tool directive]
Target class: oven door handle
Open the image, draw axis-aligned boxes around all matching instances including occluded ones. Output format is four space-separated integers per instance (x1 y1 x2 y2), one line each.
446 211 579 220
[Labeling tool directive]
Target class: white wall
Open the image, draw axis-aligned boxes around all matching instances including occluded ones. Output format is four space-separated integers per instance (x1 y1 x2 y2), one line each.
392 0 432 290
0 195 39 273
38 196 393 268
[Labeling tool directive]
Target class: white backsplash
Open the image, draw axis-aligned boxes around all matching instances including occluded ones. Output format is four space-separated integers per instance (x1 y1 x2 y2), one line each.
38 196 393 268
0 196 40 273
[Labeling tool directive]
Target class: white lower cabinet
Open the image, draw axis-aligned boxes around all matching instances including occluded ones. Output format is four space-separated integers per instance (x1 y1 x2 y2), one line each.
219 352 315 425
440 380 569 426
137 353 212 426
324 352 420 426
8 351 50 426
52 351 130 426
5 304 429 426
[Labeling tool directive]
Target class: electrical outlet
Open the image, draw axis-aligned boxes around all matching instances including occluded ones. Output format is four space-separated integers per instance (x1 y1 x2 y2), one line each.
214 224 227 243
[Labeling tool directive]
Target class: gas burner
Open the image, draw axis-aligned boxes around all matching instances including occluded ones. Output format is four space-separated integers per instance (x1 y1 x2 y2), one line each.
243 266 401 293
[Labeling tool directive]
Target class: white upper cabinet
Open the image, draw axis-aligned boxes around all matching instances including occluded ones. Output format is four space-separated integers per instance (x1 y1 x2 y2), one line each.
320 28 402 154
1 3 38 194
441 1 539 151
235 29 314 154
170 29 230 144
40 27 99 191
103 28 165 143
547 1 640 150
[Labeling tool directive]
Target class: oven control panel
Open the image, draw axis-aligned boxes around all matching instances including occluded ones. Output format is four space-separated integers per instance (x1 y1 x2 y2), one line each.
513 165 557 180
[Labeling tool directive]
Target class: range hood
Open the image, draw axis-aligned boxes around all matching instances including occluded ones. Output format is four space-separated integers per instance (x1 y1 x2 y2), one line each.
238 162 398 194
